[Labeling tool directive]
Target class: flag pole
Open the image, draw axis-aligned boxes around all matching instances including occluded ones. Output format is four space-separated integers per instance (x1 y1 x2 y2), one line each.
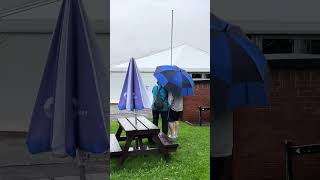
170 10 174 66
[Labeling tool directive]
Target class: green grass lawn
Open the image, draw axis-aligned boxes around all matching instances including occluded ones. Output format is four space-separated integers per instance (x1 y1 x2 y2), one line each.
110 119 210 180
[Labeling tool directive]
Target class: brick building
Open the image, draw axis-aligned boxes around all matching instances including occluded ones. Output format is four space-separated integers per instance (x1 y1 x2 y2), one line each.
183 80 210 124
212 2 320 177
231 55 320 180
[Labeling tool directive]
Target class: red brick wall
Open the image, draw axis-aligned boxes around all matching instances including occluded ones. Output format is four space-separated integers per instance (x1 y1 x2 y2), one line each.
183 80 210 124
233 69 320 180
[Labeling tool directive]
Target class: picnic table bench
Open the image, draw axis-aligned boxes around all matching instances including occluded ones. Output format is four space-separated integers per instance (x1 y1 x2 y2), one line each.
110 116 178 164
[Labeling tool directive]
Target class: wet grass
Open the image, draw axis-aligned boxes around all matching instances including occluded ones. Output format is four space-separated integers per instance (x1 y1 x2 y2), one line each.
110 119 210 180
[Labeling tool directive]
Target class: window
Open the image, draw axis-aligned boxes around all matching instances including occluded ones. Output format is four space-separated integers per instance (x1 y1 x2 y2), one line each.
309 40 320 54
263 39 294 54
205 73 210 79
191 73 202 79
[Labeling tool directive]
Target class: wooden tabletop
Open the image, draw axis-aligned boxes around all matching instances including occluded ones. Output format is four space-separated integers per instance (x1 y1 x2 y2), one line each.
117 116 160 135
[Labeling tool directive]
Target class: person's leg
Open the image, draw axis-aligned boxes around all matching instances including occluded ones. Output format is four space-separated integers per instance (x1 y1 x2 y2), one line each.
168 109 174 137
152 110 159 126
175 111 182 137
150 110 159 143
171 111 178 138
160 111 168 135
175 120 179 137
169 122 174 137
172 121 176 138
213 156 233 180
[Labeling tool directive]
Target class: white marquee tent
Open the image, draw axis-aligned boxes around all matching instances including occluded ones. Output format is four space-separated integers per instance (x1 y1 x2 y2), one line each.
111 44 210 103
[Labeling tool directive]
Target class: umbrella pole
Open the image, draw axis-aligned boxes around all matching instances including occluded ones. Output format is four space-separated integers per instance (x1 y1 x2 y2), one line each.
78 150 87 180
134 109 137 125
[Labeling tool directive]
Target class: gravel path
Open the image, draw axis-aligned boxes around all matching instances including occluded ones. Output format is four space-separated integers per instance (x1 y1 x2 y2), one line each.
0 133 108 180
110 104 152 120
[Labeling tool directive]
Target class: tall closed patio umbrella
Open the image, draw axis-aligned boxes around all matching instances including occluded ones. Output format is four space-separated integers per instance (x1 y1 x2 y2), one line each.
118 58 151 124
26 0 108 179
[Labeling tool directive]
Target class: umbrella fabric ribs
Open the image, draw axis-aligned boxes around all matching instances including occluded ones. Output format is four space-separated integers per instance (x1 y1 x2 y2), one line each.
118 58 151 111
211 13 270 111
26 0 109 158
153 65 194 97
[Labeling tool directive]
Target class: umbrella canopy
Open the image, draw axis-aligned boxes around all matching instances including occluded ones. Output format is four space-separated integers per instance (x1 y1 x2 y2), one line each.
153 65 194 96
26 0 108 158
211 13 270 110
118 58 151 111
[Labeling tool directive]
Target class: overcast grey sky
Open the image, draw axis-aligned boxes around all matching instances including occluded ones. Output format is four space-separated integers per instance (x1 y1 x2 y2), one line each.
110 0 209 65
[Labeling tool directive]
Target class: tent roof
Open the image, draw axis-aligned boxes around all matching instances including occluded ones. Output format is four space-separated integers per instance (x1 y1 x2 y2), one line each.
111 44 210 73
0 0 108 33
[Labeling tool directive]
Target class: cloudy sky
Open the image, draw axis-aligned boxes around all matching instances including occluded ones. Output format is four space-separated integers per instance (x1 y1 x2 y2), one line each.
110 0 209 65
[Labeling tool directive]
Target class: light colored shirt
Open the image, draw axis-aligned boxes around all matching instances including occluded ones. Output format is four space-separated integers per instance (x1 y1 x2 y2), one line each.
168 92 183 112
212 111 233 157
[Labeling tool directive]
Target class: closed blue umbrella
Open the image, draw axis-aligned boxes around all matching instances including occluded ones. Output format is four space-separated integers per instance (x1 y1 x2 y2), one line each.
211 14 270 110
153 65 194 96
26 0 108 158
118 58 151 112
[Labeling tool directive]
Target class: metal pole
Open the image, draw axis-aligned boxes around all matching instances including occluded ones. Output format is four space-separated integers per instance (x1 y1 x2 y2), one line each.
78 150 87 180
79 164 86 180
170 10 173 66
285 140 293 180
134 109 137 125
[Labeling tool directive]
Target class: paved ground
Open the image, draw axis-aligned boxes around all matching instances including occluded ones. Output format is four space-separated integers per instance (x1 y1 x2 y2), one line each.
0 133 108 180
0 105 151 180
110 104 152 120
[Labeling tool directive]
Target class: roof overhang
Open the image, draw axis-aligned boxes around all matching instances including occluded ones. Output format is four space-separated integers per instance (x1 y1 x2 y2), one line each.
229 20 320 35
266 53 320 68
111 67 210 73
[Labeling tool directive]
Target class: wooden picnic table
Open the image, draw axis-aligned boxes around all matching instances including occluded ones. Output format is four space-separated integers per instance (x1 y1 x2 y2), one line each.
110 116 178 165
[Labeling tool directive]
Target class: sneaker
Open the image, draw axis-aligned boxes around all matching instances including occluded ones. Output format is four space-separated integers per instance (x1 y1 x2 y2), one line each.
173 132 177 139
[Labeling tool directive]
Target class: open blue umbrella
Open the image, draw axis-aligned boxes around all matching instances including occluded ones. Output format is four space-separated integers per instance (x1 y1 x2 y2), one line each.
153 65 194 96
118 58 151 121
211 13 270 110
26 0 108 158
211 13 270 179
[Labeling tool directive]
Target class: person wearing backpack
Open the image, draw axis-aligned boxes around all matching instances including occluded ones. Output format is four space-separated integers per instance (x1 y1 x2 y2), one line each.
151 82 169 135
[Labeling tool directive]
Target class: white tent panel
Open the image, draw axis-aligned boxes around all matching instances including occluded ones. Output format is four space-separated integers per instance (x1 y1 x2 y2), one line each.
0 33 108 132
110 44 209 103
111 44 210 73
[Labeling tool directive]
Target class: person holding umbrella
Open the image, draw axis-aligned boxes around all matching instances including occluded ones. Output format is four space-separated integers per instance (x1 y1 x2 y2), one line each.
151 82 169 135
168 91 183 139
211 13 270 180
153 65 194 139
